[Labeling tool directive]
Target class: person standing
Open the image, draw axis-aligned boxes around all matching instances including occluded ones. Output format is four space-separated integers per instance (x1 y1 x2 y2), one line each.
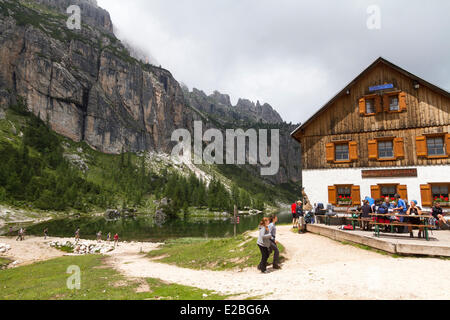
268 215 281 270
291 202 298 228
16 228 23 241
97 231 102 243
361 200 372 231
43 228 49 240
106 232 111 242
114 233 119 247
297 201 305 233
257 218 272 274
75 228 80 243
392 194 407 233
432 202 449 228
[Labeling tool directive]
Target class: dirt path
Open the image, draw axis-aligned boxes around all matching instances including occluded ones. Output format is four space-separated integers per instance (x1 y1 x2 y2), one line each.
0 236 161 267
108 226 450 300
2 227 450 299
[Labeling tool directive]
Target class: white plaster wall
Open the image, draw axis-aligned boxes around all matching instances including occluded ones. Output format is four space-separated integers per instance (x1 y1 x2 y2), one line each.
303 165 450 210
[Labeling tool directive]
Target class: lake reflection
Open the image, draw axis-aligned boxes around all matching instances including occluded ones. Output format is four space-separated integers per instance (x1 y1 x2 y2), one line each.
23 211 292 241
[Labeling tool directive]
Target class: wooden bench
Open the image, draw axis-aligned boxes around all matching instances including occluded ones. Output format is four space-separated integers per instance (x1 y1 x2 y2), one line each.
345 217 373 230
369 221 435 241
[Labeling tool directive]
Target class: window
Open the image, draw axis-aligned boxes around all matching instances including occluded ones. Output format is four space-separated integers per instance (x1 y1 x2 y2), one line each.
335 144 349 161
427 137 445 156
366 98 376 114
337 186 352 205
389 95 399 111
432 185 449 203
326 141 358 163
381 185 397 199
378 140 394 159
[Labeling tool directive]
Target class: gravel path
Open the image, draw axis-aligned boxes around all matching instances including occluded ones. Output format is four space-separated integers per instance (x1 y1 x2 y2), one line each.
2 227 449 300
108 226 450 300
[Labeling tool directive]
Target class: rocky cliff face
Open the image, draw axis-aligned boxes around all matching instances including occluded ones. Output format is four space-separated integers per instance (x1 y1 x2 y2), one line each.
0 0 301 185
183 88 302 185
0 0 193 154
183 88 284 125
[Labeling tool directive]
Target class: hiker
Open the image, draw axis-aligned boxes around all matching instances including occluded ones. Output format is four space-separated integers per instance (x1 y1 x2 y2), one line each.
16 228 23 241
75 228 80 243
107 232 111 242
291 202 298 228
432 202 449 228
114 233 119 247
43 228 49 240
361 200 372 231
268 215 281 270
406 201 424 238
297 201 306 233
257 217 272 274
97 231 102 243
392 194 407 233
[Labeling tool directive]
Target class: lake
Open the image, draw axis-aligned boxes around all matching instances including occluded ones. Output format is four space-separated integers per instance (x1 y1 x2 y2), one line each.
13 210 292 241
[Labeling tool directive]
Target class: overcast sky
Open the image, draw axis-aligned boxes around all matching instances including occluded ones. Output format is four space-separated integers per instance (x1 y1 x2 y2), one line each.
96 0 450 124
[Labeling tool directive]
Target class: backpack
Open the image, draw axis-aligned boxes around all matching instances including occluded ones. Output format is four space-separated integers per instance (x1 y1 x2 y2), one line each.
378 205 388 214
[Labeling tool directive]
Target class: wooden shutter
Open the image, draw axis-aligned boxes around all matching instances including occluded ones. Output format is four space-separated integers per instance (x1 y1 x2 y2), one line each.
399 92 407 112
328 186 337 205
349 141 358 161
368 140 378 160
383 95 390 112
394 137 405 159
446 134 450 156
371 185 381 200
375 95 382 113
326 143 335 163
416 136 427 157
397 185 408 201
420 184 432 207
351 185 361 205
359 98 366 115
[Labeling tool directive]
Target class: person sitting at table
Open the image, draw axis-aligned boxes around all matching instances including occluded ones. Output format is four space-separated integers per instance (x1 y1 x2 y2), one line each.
432 202 449 229
380 197 393 230
406 200 424 238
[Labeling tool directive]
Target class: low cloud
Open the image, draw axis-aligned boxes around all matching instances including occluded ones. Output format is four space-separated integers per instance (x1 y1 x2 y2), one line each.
97 0 450 123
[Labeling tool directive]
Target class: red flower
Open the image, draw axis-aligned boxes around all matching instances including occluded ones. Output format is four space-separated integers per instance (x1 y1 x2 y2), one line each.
446 197 449 201
339 195 343 199
441 196 445 199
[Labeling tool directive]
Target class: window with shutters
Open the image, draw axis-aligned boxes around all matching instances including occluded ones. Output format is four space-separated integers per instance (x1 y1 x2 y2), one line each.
327 141 358 163
329 185 361 206
335 144 349 161
417 134 449 159
378 140 394 159
427 136 445 156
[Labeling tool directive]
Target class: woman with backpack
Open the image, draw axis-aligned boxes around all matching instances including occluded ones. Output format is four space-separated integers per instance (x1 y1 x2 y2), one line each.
257 217 272 274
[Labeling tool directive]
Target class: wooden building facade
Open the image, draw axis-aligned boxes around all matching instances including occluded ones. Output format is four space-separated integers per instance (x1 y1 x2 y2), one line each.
291 57 450 209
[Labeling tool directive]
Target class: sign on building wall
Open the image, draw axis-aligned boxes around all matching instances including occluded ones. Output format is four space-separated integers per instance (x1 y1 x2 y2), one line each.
369 83 394 92
362 168 418 178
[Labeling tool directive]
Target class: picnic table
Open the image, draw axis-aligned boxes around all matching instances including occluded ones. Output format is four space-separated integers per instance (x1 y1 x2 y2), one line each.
369 213 435 241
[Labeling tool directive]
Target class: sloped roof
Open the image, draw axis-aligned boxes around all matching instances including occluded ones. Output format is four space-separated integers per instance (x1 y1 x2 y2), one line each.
291 57 450 140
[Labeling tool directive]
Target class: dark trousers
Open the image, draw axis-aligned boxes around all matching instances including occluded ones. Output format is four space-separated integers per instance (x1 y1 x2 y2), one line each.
258 245 270 272
269 240 280 266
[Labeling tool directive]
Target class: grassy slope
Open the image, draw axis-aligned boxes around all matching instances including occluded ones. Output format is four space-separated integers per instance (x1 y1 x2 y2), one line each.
0 255 229 300
147 234 285 271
